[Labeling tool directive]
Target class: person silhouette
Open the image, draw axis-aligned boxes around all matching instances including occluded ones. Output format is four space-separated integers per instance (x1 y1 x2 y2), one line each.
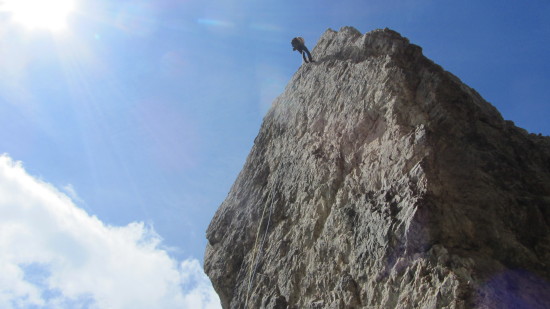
291 37 314 63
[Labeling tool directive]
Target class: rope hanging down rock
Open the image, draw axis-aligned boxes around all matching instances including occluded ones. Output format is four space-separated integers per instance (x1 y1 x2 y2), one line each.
244 181 279 308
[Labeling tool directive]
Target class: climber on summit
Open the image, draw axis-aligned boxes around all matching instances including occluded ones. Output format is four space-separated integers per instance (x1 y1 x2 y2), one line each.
291 37 314 63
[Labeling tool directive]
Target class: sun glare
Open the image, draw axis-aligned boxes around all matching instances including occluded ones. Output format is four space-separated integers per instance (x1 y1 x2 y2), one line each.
2 0 75 31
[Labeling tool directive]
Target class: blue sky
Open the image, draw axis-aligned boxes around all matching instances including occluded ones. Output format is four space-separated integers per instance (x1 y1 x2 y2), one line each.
0 0 549 308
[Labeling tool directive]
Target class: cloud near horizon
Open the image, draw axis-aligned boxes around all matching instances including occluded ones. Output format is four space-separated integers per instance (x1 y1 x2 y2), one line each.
0 154 220 309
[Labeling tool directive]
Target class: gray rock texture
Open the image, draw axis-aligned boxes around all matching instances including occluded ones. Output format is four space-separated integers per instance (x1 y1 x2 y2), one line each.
204 27 550 309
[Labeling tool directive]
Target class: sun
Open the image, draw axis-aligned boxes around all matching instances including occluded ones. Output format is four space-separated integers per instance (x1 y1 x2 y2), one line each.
2 0 76 31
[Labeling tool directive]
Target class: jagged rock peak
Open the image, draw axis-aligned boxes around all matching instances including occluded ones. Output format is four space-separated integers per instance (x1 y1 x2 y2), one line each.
205 27 550 309
313 27 422 62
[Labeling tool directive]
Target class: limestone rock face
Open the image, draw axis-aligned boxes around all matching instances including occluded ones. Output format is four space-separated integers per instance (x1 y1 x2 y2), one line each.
204 27 550 309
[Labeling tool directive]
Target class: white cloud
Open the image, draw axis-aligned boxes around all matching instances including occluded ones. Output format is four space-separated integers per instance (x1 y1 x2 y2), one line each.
0 154 221 309
61 183 83 203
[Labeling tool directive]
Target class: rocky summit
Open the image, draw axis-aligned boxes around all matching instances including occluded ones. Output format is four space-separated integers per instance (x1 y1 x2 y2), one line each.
204 27 550 309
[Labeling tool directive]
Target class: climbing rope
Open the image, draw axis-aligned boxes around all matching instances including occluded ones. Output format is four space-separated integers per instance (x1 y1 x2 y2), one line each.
244 183 278 308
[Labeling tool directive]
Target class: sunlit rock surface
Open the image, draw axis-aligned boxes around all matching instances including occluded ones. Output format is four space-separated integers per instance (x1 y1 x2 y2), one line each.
204 27 550 309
